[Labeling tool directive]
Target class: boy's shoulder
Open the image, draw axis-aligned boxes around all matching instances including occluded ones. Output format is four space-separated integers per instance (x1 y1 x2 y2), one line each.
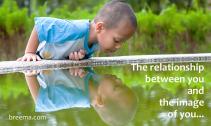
35 17 91 38
35 17 90 27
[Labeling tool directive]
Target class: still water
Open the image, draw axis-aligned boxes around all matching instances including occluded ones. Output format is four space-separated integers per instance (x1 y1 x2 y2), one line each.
0 64 210 126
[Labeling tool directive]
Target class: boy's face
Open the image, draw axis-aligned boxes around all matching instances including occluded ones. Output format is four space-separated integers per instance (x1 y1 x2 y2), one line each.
94 74 138 126
95 21 135 53
98 75 131 101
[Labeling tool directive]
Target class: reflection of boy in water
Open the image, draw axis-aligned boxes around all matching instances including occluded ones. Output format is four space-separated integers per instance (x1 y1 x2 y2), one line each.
91 74 138 126
25 68 138 126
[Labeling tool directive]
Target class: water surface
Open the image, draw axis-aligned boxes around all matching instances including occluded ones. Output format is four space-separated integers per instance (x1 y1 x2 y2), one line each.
0 64 210 126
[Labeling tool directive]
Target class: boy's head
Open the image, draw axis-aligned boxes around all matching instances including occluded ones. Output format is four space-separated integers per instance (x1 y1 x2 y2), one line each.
92 74 138 126
94 0 137 53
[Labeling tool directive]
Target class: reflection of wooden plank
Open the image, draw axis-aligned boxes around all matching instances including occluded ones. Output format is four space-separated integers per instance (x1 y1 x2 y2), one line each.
0 53 211 74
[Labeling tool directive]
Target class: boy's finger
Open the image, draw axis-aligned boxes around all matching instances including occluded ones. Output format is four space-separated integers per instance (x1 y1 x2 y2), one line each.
74 52 79 60
78 69 85 78
69 53 72 59
16 57 22 61
32 70 40 75
78 52 84 59
72 53 75 59
69 69 74 75
75 68 80 76
27 57 31 62
79 72 86 78
79 49 85 55
32 56 36 61
69 68 76 76
74 68 78 76
36 56 41 61
21 56 27 61
69 53 74 59
20 57 24 61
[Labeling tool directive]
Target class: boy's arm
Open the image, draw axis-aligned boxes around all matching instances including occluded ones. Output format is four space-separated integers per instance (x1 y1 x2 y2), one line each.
25 27 39 54
17 27 41 61
25 74 40 103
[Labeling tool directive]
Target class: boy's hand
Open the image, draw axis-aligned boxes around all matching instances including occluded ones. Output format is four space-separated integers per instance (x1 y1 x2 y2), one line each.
69 49 86 60
69 68 87 78
17 53 41 61
22 70 41 77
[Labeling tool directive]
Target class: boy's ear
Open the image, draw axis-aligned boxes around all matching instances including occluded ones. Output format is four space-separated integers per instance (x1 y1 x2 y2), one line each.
95 22 105 33
96 95 104 108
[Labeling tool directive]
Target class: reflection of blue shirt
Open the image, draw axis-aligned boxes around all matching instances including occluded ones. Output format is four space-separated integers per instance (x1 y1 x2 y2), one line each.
35 69 97 112
35 17 98 59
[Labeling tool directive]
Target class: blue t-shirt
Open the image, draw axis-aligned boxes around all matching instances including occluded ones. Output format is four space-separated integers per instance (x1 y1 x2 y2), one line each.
35 69 99 112
34 17 98 59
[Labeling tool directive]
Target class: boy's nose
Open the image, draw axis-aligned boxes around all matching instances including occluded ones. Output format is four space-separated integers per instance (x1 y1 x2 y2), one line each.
115 44 121 49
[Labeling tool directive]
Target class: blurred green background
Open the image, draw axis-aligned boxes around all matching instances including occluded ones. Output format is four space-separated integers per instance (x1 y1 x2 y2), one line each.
0 0 211 60
0 1 211 125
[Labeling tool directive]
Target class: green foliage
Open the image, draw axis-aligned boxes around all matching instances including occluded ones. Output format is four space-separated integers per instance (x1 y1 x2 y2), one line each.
0 0 29 36
127 0 208 13
0 0 211 59
130 5 211 55
50 5 96 19
185 10 210 40
0 73 28 100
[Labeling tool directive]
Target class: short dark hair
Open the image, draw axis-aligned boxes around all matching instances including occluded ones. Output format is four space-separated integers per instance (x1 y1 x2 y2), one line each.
94 0 137 29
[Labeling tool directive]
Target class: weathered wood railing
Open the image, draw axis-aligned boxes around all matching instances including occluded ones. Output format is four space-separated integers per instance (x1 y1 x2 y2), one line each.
0 53 211 74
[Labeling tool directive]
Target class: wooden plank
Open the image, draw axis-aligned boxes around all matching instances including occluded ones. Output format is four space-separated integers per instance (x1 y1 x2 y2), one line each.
0 53 211 74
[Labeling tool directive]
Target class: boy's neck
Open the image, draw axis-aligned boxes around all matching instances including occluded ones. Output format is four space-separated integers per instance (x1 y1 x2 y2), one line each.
88 78 98 103
88 21 97 47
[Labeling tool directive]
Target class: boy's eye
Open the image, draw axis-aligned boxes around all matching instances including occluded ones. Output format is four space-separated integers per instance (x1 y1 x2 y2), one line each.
113 38 120 43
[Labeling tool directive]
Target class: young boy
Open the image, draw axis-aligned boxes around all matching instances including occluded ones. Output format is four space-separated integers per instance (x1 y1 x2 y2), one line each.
25 68 138 125
17 0 137 61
